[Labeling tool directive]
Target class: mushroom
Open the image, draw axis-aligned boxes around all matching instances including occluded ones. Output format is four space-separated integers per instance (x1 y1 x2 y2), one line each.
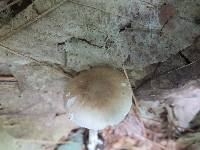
65 66 133 130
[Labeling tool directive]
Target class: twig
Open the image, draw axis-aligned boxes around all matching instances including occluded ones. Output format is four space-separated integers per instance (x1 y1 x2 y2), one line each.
0 0 22 13
136 58 200 90
0 0 69 41
0 43 41 64
0 76 17 82
0 43 73 78
0 0 157 41
68 0 131 20
160 57 200 77
122 67 140 112
68 0 155 29
122 67 148 139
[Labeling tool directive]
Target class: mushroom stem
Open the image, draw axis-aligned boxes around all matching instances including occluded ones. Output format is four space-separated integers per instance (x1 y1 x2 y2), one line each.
88 130 101 150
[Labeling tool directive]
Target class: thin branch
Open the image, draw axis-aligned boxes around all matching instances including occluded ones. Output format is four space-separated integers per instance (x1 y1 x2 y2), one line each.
136 57 200 90
0 43 73 78
0 0 22 13
122 67 140 112
122 67 148 139
0 76 17 82
0 0 153 41
0 99 43 117
0 43 41 64
160 57 200 76
0 0 69 41
68 0 130 20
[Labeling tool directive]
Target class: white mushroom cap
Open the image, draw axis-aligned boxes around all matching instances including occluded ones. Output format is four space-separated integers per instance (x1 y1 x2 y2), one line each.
65 67 132 130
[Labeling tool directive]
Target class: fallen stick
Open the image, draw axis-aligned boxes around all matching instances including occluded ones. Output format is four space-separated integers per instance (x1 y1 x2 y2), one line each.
0 76 17 82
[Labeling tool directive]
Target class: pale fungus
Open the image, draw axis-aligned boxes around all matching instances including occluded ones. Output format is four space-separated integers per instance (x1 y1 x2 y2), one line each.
65 67 133 130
